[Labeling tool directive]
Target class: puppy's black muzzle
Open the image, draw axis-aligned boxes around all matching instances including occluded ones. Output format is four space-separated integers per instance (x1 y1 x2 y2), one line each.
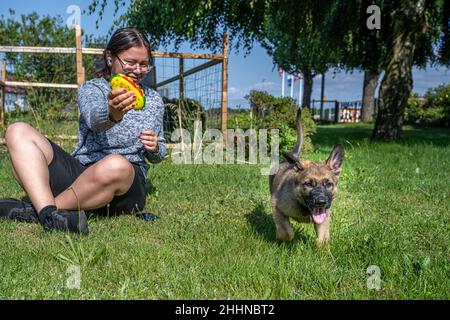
306 186 333 209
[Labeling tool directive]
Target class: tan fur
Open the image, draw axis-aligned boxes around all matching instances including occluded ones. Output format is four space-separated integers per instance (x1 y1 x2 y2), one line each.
269 109 344 246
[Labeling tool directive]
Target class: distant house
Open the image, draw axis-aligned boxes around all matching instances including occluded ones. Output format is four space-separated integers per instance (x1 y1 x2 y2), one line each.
4 76 29 112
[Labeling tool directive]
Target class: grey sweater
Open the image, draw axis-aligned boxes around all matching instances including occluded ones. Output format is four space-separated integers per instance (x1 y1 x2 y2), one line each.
72 77 167 178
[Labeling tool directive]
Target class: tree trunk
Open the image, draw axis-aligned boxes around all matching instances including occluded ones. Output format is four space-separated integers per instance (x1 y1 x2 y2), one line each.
373 0 426 140
302 71 313 108
361 70 379 123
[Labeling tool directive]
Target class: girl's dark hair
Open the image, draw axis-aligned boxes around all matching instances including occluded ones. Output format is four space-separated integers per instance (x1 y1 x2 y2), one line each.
95 27 153 78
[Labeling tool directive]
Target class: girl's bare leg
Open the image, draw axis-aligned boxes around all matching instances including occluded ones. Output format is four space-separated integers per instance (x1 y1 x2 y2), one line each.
5 122 135 213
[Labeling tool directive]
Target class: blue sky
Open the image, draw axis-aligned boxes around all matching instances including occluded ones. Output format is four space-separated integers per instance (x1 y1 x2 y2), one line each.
1 0 449 108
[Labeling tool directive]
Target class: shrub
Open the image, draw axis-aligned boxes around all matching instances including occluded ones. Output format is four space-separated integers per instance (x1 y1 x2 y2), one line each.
162 97 206 140
232 90 316 155
228 108 254 130
267 105 316 154
424 83 450 126
405 84 450 127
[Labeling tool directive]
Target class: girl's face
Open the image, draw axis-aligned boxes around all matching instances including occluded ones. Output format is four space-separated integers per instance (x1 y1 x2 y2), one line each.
109 45 150 83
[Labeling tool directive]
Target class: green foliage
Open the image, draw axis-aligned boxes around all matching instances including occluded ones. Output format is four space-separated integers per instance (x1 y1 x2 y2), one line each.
0 11 106 121
244 89 274 122
274 106 316 154
240 90 316 153
54 235 108 268
262 2 335 80
424 83 450 125
228 108 253 129
88 0 269 53
89 0 449 138
323 1 393 73
277 123 298 155
162 97 206 140
89 0 449 140
405 93 424 124
405 84 450 127
89 0 450 74
1 124 449 299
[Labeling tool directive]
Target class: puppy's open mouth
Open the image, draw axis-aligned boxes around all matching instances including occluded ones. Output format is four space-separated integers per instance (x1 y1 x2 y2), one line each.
311 207 328 225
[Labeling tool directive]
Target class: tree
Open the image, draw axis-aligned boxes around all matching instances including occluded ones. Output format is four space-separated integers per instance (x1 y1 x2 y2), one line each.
244 90 274 119
88 0 335 108
322 1 394 123
88 0 269 53
91 0 450 139
371 0 449 139
309 0 449 133
261 2 335 108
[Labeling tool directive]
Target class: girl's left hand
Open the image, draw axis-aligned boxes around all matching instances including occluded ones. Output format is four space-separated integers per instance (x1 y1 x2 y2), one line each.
140 130 159 153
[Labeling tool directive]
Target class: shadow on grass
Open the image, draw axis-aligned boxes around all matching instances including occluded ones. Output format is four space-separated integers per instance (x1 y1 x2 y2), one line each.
313 123 450 148
146 177 157 196
86 177 159 220
245 202 313 246
17 173 158 211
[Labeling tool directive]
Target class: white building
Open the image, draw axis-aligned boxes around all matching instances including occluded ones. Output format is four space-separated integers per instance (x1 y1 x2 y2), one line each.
5 85 29 112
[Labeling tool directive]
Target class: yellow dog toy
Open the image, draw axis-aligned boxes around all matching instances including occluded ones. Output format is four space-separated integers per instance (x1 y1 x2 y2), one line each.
110 74 146 110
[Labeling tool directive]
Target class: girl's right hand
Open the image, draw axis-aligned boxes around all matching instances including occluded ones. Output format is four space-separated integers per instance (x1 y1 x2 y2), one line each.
108 88 136 122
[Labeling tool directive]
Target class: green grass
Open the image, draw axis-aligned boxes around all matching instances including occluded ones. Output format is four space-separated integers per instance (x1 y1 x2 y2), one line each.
0 122 449 299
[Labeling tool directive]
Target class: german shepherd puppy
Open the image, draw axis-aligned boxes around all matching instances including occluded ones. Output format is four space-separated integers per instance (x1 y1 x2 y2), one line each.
269 109 344 245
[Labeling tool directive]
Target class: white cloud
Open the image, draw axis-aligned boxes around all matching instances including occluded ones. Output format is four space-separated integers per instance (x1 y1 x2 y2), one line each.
228 86 239 95
228 86 246 100
252 81 278 91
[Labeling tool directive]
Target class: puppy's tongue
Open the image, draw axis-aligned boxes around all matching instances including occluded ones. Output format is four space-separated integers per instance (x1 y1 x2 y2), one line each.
312 208 327 224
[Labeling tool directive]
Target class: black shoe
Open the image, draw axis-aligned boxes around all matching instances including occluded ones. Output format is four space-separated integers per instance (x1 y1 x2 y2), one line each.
0 198 39 223
39 209 89 235
137 212 161 222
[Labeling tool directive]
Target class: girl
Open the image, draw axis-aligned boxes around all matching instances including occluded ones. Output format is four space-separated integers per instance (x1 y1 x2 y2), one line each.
0 28 166 234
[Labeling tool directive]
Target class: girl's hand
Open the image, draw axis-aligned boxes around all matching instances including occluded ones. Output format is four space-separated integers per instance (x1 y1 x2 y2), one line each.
140 130 159 153
108 88 136 122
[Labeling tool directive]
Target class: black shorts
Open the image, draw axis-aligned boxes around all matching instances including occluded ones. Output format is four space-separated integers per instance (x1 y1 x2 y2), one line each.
47 139 146 216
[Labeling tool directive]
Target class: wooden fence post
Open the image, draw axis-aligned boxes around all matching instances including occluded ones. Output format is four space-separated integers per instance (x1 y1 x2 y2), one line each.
75 25 84 119
75 25 85 87
320 73 325 121
334 100 340 123
179 58 184 101
221 32 229 145
0 60 6 127
178 57 185 155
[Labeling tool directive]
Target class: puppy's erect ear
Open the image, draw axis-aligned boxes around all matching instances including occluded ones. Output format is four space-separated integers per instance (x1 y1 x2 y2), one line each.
283 152 303 171
326 144 345 175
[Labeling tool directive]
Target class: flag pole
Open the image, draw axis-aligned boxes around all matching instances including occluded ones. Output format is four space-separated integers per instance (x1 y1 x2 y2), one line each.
299 75 303 107
290 75 294 98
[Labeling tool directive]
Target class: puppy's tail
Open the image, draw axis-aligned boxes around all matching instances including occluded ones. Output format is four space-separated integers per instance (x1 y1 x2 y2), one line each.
292 107 304 158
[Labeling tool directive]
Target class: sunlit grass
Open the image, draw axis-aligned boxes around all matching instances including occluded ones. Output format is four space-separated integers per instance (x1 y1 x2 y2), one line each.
0 122 449 299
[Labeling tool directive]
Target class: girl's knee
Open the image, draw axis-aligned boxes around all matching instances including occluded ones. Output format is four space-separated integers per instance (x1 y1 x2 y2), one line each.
5 122 53 163
96 154 134 183
5 122 33 146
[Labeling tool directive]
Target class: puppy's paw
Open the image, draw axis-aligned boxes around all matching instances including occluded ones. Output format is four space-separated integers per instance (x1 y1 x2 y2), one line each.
315 237 329 247
276 229 294 241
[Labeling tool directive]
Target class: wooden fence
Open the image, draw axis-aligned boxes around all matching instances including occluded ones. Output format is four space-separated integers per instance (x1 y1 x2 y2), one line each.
0 26 229 144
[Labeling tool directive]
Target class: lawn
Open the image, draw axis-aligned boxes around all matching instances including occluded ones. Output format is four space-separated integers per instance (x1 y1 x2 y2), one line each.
0 122 449 299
